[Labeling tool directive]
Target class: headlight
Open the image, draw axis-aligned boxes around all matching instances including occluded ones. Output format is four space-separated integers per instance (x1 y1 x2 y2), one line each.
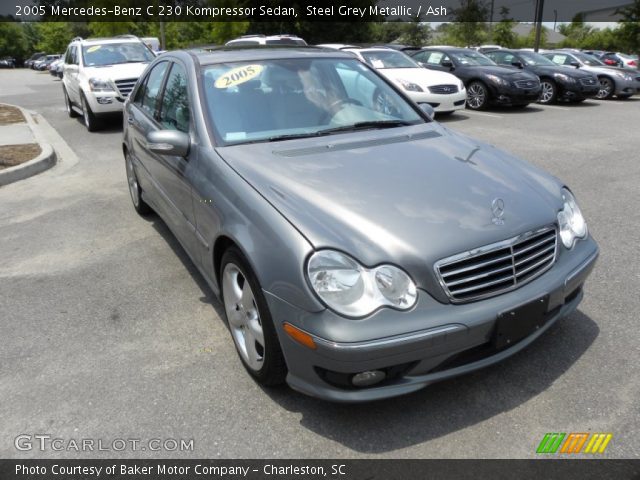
553 73 576 83
557 188 587 249
307 250 417 317
88 78 114 92
486 74 509 86
396 79 423 92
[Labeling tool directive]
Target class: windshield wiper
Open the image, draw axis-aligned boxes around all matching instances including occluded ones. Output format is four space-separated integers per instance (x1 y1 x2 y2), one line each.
315 120 416 135
267 120 416 142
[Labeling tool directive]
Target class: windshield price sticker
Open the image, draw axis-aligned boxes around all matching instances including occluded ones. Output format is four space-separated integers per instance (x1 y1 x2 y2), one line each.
86 45 102 53
214 65 263 89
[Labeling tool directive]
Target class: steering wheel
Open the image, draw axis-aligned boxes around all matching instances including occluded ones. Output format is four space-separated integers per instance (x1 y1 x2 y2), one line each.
321 98 362 123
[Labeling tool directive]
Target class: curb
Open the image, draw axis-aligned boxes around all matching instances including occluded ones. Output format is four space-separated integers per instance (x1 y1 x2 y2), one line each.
0 104 57 187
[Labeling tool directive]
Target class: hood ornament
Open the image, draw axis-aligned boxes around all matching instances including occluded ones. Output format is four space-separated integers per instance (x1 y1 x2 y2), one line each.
491 198 505 225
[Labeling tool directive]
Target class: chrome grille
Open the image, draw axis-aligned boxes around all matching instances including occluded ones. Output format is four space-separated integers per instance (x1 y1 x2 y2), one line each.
514 79 540 89
429 84 458 94
435 226 557 303
580 77 597 86
114 78 138 98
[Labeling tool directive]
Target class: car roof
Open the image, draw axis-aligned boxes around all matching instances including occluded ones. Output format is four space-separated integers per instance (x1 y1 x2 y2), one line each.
422 47 474 53
189 46 355 66
71 36 145 46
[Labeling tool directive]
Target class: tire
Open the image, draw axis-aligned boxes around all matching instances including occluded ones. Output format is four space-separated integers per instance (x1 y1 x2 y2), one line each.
63 87 79 118
220 247 287 386
81 93 101 131
124 149 151 216
596 77 614 99
538 78 558 104
466 81 489 110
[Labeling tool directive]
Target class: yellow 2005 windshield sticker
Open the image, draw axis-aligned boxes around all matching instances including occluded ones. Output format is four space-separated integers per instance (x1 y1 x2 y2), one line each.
86 45 102 53
214 64 263 89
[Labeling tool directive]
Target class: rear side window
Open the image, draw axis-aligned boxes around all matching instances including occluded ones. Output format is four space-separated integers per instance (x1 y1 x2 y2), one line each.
138 62 169 117
158 63 190 133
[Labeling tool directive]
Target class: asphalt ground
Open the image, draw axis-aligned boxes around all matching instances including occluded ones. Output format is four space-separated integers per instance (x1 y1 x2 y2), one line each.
0 69 638 459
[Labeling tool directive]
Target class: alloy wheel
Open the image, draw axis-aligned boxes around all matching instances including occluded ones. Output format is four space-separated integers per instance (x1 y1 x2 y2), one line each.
222 263 265 372
540 81 555 103
125 152 140 208
467 83 485 109
597 78 613 99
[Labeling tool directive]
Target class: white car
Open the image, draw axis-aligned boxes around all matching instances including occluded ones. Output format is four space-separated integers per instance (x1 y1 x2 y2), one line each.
62 35 155 131
225 34 307 47
342 47 467 115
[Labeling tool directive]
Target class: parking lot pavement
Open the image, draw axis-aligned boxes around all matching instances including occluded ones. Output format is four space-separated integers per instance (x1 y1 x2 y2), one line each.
0 69 638 459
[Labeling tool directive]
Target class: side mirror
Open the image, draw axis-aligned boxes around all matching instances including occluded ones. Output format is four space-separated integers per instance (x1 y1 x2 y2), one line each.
511 60 524 69
418 61 427 67
419 103 435 120
570 61 580 68
146 130 190 157
442 60 453 69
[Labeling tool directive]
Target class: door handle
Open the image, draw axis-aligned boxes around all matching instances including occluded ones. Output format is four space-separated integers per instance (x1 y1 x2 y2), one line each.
127 116 136 125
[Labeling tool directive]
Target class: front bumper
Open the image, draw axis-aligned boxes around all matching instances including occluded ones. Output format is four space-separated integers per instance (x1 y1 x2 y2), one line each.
83 90 127 114
559 81 600 99
613 76 640 96
267 236 598 402
489 83 541 106
408 90 467 113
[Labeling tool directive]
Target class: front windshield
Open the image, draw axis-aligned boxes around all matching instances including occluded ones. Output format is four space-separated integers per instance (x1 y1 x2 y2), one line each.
573 52 605 66
518 51 556 66
450 51 496 66
202 58 424 145
82 42 155 67
360 50 419 69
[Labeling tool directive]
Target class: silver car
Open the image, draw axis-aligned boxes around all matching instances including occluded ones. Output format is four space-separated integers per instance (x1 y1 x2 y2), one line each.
122 47 598 402
543 50 640 99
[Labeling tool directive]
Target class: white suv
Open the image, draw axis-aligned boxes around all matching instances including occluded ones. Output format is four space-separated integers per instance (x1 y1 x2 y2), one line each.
62 35 155 131
225 34 307 47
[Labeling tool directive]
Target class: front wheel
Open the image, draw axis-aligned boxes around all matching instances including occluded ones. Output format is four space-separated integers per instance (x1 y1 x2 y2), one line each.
596 77 614 99
538 79 558 104
124 149 151 216
466 81 489 110
221 248 287 386
81 93 101 131
63 87 79 118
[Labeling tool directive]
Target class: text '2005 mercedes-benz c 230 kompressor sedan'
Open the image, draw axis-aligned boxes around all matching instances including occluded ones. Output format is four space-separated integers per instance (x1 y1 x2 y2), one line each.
122 47 598 402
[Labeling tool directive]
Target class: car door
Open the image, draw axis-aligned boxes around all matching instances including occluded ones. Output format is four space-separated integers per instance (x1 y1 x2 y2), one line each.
152 61 201 257
64 45 80 103
127 61 170 214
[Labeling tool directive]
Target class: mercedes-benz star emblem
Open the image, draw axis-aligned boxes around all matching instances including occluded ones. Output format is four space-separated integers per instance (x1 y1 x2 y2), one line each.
491 198 505 225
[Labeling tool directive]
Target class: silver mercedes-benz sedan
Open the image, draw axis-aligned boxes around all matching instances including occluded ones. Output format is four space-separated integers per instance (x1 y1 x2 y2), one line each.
122 47 598 402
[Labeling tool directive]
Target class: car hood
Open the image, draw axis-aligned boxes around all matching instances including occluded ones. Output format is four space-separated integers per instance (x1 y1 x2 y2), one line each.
380 67 461 87
82 63 149 81
216 123 563 299
530 65 594 79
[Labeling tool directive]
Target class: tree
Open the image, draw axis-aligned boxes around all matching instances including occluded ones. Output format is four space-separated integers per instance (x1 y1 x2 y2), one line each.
35 22 74 53
399 14 431 46
492 7 517 47
449 0 489 46
0 22 30 60
370 21 405 44
616 0 640 70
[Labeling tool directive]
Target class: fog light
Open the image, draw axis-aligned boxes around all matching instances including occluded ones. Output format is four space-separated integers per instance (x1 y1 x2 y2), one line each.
351 370 386 387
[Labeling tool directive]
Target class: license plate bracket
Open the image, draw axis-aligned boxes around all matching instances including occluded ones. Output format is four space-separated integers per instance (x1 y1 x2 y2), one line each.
493 295 550 349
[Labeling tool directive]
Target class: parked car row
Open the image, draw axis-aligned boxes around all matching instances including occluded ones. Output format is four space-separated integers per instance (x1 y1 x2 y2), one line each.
0 57 17 68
